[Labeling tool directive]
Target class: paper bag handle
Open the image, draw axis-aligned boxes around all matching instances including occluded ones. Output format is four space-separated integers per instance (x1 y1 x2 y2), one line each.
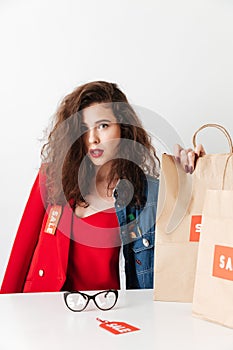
192 123 233 153
221 153 233 189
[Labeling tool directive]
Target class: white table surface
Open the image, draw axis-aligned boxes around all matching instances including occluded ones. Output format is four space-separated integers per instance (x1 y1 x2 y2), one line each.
0 289 232 350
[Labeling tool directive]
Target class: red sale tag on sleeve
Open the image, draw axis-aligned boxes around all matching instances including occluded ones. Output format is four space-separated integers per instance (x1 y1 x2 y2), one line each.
44 205 62 235
97 318 140 335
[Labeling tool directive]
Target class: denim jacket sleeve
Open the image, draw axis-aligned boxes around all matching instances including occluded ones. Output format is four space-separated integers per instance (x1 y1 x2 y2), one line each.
114 176 159 289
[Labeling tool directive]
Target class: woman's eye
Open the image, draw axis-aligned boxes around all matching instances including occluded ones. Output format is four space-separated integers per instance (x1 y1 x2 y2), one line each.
98 123 109 130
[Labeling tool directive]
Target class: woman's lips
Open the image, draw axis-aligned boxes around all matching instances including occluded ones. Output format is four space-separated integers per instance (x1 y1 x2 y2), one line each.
89 149 104 158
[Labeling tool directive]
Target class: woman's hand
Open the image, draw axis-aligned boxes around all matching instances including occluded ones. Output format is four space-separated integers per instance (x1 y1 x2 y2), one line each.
173 144 206 174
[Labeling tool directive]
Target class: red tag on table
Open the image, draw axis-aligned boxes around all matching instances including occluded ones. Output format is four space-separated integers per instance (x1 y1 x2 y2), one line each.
97 318 140 335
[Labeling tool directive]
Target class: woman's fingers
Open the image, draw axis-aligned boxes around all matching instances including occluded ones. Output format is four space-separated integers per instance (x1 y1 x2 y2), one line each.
180 148 194 173
173 144 182 163
187 150 196 174
173 143 206 174
194 144 206 157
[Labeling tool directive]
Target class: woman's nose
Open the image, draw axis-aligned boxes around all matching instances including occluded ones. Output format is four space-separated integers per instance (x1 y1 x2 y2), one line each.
88 127 100 144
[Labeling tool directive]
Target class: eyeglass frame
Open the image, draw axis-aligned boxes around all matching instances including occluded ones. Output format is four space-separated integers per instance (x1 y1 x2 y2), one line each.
63 289 119 312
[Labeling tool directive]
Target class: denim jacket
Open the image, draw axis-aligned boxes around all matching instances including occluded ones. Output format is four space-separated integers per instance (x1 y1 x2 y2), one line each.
113 176 159 289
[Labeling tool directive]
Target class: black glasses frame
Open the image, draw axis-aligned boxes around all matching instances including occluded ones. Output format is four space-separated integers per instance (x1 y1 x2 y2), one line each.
64 289 118 312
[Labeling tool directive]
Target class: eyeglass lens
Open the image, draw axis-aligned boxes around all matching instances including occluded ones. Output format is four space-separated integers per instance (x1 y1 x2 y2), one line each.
94 290 117 310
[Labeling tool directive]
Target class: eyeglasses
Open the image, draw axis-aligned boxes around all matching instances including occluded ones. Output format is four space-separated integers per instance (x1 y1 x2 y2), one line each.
64 289 118 312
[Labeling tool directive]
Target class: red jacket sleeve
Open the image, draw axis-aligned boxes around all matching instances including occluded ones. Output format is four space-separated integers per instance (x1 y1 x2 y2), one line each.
0 168 47 293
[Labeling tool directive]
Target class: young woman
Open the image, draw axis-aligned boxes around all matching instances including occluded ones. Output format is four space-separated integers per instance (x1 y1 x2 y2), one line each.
0 81 161 293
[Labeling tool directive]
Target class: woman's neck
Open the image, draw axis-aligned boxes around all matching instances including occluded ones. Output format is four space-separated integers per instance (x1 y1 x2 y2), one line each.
75 166 117 217
89 163 118 199
94 161 111 180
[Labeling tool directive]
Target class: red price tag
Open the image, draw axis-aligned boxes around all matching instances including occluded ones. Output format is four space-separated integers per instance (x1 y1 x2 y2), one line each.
97 318 140 335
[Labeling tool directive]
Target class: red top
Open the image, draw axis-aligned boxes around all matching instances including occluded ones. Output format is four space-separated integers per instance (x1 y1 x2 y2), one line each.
62 208 121 291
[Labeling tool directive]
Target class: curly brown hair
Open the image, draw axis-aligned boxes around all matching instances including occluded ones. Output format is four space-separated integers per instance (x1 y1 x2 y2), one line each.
41 81 160 207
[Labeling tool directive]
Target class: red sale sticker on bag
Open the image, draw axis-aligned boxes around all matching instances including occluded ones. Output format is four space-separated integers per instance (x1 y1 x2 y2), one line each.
44 205 62 235
212 245 233 281
189 215 202 242
96 318 140 335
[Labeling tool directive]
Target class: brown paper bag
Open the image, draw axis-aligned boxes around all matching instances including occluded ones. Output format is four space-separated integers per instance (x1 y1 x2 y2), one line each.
154 123 233 302
192 188 233 328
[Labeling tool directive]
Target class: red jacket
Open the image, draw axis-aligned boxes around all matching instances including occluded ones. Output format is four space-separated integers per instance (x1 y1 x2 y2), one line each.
0 170 72 293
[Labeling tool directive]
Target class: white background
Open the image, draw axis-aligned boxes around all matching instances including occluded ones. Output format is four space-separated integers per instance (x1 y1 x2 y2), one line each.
0 0 233 284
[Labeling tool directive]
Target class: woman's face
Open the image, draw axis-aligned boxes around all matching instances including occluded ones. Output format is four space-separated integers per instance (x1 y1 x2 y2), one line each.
82 103 121 167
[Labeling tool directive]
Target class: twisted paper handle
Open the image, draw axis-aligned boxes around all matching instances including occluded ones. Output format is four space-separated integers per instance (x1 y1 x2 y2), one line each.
221 153 233 190
192 123 233 153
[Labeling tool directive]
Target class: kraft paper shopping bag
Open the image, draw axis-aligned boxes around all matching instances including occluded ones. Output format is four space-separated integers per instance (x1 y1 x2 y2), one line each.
154 123 233 302
192 188 233 328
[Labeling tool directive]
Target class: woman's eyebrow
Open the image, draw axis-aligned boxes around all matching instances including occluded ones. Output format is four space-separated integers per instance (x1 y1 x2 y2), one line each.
94 119 112 124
